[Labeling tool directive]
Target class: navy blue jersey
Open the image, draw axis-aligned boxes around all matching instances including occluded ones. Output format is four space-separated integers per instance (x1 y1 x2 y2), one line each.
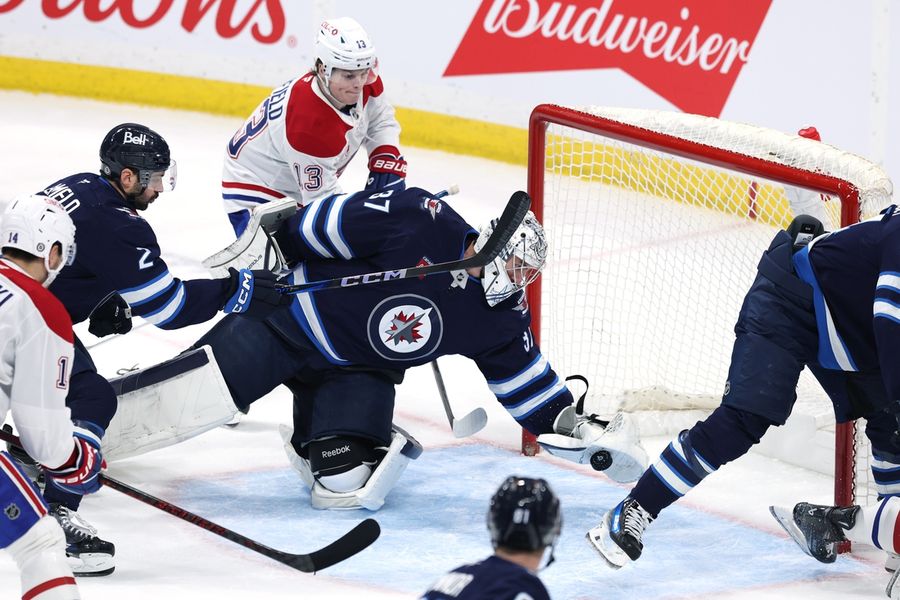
41 173 230 328
421 555 550 600
278 187 572 434
793 205 900 399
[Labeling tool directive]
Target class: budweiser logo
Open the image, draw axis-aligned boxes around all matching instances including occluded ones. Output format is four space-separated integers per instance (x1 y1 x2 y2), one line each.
444 0 772 116
0 0 286 43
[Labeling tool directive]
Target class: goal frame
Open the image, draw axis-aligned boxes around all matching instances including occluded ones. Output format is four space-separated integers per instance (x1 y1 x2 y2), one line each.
524 103 860 509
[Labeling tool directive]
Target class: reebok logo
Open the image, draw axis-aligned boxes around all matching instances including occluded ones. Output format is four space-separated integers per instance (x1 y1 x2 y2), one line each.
444 0 772 116
322 445 351 459
123 131 149 145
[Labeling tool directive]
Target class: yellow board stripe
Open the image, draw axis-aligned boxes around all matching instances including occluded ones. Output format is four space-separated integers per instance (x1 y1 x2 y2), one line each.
0 56 528 166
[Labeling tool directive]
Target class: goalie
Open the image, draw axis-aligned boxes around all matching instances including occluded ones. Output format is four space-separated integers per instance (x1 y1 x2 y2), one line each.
176 185 648 511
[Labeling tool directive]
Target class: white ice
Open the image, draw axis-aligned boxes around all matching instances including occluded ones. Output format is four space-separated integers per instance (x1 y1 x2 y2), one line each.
0 91 890 599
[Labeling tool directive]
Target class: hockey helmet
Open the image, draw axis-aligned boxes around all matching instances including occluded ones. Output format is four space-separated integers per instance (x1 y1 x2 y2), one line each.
475 210 547 307
487 476 562 552
314 17 378 85
0 194 76 287
100 123 176 192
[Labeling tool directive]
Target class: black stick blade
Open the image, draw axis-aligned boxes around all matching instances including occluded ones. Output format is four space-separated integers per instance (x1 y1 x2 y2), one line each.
463 190 532 268
294 518 381 572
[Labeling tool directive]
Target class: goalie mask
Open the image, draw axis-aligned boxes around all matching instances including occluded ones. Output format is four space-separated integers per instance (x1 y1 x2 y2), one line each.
488 476 562 555
314 17 378 88
475 210 547 307
1 194 76 287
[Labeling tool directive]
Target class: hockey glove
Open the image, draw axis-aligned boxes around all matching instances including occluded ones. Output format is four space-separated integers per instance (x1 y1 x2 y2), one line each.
43 420 105 496
88 291 133 337
537 408 648 483
223 267 292 320
365 145 407 192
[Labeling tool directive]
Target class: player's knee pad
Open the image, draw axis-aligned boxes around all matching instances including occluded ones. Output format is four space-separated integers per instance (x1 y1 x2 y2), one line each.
7 516 78 600
281 424 422 511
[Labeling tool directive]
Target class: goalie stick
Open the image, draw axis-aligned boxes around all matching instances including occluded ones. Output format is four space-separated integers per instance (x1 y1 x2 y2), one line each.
431 359 488 438
0 428 380 573
274 190 532 295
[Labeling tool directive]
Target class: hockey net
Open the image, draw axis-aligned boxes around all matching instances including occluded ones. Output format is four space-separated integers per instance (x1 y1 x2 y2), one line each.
525 104 894 510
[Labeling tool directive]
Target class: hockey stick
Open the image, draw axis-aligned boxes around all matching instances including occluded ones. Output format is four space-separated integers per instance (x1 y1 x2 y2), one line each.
274 190 532 295
0 428 379 573
431 359 488 438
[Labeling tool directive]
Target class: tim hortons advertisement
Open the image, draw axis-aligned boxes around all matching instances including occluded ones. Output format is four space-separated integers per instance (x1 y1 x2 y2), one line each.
0 0 288 44
444 0 773 117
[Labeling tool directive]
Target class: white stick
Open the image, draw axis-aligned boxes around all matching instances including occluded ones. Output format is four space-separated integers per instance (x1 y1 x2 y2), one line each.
430 359 488 438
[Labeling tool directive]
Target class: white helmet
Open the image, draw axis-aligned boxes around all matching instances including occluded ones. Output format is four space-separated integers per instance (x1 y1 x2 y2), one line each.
314 17 378 85
1 194 76 287
476 211 548 307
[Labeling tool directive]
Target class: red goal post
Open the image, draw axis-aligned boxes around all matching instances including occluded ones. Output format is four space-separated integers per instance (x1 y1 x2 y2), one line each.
525 104 893 510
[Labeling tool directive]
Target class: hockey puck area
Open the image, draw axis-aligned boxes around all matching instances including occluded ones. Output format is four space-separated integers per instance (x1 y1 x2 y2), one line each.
590 450 613 472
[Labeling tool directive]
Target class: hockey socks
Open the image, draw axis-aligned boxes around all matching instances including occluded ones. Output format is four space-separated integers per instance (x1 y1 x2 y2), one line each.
631 430 716 516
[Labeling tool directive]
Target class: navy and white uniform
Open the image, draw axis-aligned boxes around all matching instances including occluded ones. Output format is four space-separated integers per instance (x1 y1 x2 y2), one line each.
194 187 572 447
38 173 231 510
628 206 900 520
421 556 550 600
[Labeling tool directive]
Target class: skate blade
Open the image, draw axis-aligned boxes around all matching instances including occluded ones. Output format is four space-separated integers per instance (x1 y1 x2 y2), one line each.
69 553 116 577
585 521 628 569
769 505 816 560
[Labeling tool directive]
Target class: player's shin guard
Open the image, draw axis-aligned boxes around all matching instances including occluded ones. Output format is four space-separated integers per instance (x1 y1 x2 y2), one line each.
7 516 79 600
281 425 422 511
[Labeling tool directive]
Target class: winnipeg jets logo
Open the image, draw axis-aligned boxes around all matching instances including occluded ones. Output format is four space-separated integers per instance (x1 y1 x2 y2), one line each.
384 308 431 346
368 295 443 361
422 197 443 220
115 206 141 219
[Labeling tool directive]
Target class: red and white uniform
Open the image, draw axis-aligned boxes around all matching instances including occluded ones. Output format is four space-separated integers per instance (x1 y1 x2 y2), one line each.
0 259 74 469
221 72 401 235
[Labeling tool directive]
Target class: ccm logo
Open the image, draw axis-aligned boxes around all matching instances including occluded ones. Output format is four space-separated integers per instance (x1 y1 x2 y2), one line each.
230 271 253 313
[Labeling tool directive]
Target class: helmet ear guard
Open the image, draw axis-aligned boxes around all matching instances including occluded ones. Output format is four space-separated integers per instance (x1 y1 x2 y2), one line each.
1 194 76 287
476 210 548 306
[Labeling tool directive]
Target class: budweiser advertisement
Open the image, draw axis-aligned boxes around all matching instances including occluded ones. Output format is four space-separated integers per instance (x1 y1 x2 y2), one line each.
444 0 773 116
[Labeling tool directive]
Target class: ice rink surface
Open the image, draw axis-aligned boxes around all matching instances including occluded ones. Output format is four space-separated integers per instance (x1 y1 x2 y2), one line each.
0 91 891 599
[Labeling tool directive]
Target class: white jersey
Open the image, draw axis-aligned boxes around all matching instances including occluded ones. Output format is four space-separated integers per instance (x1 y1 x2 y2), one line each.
221 72 401 235
0 259 74 469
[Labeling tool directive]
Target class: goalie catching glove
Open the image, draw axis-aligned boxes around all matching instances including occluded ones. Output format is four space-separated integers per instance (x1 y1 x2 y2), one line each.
43 420 105 495
537 408 648 483
365 145 407 192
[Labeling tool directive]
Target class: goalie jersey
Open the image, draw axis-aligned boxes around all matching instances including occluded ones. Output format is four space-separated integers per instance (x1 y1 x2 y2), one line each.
793 205 900 400
40 173 231 329
277 187 572 434
221 72 401 236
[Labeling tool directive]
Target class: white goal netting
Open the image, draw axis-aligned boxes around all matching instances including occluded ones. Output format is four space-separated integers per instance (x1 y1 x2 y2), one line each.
529 105 893 506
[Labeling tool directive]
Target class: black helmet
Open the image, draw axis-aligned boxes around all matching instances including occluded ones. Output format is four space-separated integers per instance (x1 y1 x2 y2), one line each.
487 476 562 552
99 123 172 186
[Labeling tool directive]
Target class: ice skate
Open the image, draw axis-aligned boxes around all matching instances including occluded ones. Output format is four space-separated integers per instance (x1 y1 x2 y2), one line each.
50 503 116 576
769 502 858 564
587 497 653 568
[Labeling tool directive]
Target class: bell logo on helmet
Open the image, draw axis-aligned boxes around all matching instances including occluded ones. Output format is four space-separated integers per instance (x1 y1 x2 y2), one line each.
123 131 149 146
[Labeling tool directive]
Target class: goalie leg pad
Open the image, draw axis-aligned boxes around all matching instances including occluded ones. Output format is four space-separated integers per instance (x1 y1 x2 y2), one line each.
203 197 297 277
102 346 238 461
281 425 422 511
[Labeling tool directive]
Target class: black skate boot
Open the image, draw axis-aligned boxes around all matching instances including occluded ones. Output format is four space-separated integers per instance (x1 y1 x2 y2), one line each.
587 496 654 568
769 502 859 563
49 503 116 576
